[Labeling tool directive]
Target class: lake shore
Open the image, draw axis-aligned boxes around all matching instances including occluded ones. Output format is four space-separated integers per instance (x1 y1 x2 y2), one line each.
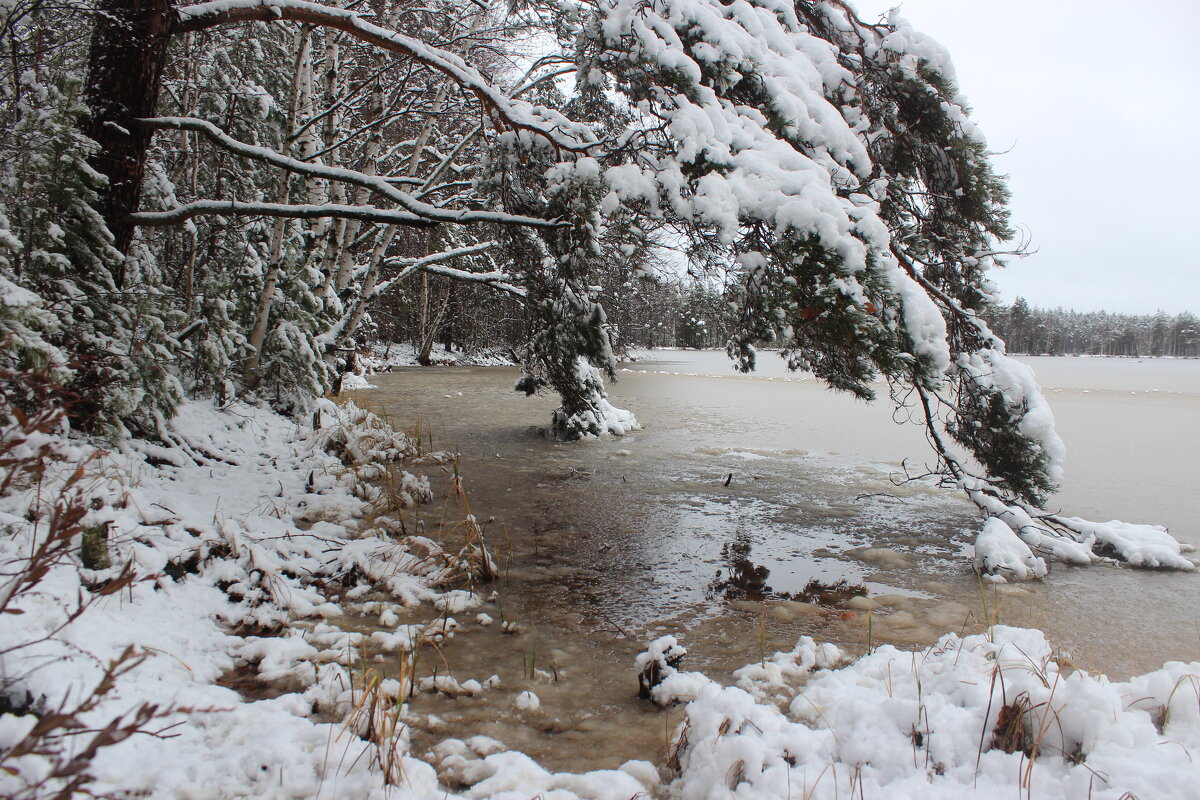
3 359 1198 798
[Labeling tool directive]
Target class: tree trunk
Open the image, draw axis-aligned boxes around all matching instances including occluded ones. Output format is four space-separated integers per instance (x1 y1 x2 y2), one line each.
417 281 451 366
243 26 312 390
85 0 175 272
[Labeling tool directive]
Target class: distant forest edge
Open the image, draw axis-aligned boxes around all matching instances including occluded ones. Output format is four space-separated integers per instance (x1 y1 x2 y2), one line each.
983 299 1200 358
377 277 1199 360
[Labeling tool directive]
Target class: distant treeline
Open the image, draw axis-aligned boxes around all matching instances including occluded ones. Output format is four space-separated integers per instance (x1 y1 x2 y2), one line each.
374 280 1198 361
984 299 1200 357
371 274 737 358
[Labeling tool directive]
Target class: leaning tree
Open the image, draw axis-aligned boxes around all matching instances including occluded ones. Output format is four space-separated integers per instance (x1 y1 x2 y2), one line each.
69 0 1194 577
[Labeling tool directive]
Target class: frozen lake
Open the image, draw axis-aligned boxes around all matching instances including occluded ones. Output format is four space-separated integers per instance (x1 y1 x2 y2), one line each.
357 351 1199 771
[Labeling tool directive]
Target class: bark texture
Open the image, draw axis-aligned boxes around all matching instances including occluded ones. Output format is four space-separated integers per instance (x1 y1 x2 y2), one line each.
85 0 175 270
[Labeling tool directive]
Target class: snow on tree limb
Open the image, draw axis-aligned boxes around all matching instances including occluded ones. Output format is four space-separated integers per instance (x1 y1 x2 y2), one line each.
373 241 504 299
136 116 563 229
416 262 525 298
171 0 599 153
546 0 1198 575
11 0 1185 577
128 199 436 226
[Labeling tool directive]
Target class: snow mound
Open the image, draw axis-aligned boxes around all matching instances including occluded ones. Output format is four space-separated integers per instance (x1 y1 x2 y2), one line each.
973 516 1047 580
1059 517 1196 570
340 372 377 390
0 398 452 798
664 626 1200 799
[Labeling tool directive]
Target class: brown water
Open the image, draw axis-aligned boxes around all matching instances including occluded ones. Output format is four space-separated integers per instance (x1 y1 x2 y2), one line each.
354 353 1200 776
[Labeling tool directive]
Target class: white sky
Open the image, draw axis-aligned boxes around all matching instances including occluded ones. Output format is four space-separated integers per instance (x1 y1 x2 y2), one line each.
852 0 1200 314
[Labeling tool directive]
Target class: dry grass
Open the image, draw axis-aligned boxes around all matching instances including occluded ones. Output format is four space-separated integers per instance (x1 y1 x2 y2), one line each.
0 372 176 798
340 654 415 786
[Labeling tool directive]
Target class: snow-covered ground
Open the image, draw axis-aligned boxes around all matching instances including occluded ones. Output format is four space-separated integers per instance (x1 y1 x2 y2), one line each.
362 342 517 372
340 343 517 389
1 398 1196 798
650 629 1200 799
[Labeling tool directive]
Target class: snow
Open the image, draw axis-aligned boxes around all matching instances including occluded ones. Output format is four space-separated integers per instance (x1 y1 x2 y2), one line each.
3 395 1197 798
340 372 377 390
732 635 843 697
4 0 1195 792
661 625 1200 799
958 348 1067 486
591 0 968 379
1056 516 1195 570
173 1 597 154
435 589 483 614
0 396 499 798
514 690 541 711
362 341 517 371
973 516 1047 580
550 358 640 438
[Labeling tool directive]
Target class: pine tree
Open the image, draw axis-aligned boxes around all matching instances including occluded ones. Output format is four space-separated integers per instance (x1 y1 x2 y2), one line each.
1 70 181 436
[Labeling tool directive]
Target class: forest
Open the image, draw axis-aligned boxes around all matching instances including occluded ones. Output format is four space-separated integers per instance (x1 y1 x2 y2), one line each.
985 299 1200 358
2 0 1197 797
390 287 1200 359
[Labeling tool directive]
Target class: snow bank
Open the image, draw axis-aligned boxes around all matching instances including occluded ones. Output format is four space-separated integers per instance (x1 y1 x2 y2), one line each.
0 398 465 798
362 341 517 372
340 372 378 390
662 626 1200 799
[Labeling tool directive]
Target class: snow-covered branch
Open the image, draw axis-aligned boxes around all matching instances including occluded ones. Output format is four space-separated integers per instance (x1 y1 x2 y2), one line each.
913 383 1194 579
137 116 562 229
171 0 598 153
128 199 434 227
372 241 501 298
415 263 524 298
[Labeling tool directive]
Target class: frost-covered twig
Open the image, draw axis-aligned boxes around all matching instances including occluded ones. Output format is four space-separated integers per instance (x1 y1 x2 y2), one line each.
172 0 599 153
135 116 563 229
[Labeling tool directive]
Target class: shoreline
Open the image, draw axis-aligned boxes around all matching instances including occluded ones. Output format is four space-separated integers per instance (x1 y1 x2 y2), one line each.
2 394 1197 798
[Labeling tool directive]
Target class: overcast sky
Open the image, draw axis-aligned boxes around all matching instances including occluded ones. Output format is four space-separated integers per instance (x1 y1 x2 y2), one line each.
851 0 1200 315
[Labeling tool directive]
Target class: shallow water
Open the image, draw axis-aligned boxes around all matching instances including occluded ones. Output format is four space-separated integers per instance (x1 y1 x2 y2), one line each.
355 352 1200 774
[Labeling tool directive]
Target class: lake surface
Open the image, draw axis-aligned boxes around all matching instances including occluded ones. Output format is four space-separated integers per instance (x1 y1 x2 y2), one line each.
356 352 1199 773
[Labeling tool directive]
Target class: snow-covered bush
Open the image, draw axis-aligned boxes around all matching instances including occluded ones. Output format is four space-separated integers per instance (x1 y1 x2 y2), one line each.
0 71 181 438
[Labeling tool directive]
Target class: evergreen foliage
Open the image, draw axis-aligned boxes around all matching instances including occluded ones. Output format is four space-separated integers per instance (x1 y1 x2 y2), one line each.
0 67 181 436
987 299 1200 358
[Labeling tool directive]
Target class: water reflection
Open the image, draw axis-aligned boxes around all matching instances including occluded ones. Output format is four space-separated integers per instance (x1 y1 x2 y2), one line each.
708 533 772 601
707 532 871 605
342 354 1200 781
357 355 1199 680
